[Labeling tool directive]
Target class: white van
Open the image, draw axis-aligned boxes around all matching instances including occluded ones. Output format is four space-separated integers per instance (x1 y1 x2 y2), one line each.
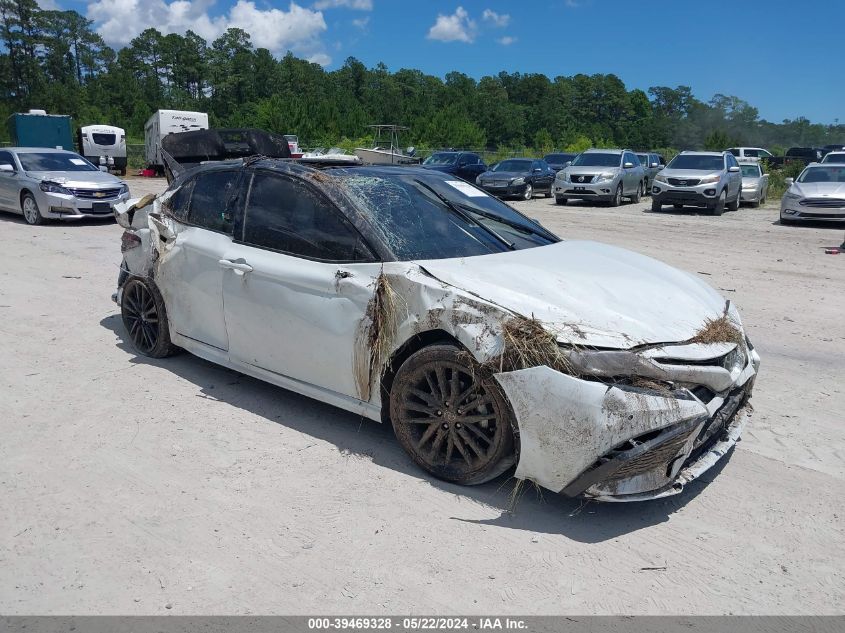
78 125 127 175
144 110 209 173
727 147 774 162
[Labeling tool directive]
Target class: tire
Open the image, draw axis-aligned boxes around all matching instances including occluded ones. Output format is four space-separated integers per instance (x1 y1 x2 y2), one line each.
630 181 642 204
609 183 622 207
555 196 567 205
389 344 516 485
522 184 533 201
643 178 650 196
651 199 662 213
760 190 766 205
750 197 760 209
120 277 179 358
120 168 127 176
710 190 726 216
673 204 684 209
21 192 44 225
727 187 740 211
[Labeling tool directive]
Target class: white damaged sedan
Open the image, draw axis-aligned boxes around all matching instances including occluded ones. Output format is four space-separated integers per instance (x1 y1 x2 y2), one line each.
114 160 760 502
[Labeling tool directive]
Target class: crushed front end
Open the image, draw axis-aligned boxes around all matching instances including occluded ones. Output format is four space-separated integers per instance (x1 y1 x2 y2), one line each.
494 324 760 502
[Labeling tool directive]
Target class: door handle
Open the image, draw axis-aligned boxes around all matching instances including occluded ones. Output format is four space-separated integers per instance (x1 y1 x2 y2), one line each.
219 259 253 275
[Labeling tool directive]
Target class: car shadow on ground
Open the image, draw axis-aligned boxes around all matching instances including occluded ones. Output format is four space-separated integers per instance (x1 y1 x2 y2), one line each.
0 210 116 226
99 313 733 543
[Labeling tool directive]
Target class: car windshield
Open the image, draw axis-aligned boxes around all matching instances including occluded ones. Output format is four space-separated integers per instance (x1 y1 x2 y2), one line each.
544 154 573 163
17 152 98 172
339 171 559 261
423 153 458 166
571 153 620 167
668 155 724 171
741 165 761 177
822 153 845 163
492 159 532 173
797 166 845 183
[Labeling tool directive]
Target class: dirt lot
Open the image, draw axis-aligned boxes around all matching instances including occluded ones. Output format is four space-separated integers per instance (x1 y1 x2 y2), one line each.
1 176 843 615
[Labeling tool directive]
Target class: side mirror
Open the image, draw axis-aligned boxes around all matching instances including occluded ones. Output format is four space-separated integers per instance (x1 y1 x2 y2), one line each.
623 162 634 169
657 165 665 170
728 166 740 172
784 177 794 186
564 161 572 167
650 162 659 168
0 164 14 172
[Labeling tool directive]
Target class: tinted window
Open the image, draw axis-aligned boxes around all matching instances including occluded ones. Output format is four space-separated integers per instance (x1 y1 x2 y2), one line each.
728 149 740 156
163 177 195 221
571 153 621 167
188 170 238 234
242 173 372 262
0 151 15 170
493 159 532 172
636 154 649 165
91 133 117 145
744 149 759 157
668 155 725 171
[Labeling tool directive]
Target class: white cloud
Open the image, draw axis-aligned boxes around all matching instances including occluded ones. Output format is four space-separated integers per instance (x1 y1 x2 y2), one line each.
351 16 369 28
87 0 331 64
427 6 475 43
482 9 509 27
497 35 516 45
313 0 372 9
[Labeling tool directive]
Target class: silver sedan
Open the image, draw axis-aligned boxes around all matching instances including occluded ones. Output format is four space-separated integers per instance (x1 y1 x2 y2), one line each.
0 147 129 225
740 162 769 207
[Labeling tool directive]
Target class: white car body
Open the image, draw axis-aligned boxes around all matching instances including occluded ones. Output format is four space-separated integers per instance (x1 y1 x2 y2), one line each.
114 162 760 502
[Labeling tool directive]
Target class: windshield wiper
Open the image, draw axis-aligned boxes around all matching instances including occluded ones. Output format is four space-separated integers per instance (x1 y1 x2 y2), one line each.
452 202 555 241
414 180 516 251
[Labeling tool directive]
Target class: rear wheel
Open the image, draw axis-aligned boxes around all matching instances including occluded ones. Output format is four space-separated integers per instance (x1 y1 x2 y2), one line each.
120 278 179 358
21 193 44 225
651 199 662 213
555 196 567 205
390 344 515 485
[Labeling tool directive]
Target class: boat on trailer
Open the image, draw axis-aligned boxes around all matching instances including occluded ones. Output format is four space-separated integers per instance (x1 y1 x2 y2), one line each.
354 125 419 165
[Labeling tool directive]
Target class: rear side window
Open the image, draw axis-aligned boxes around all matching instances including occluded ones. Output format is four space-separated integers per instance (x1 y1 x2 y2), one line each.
187 170 238 234
0 151 15 170
728 149 740 156
163 177 195 221
241 172 373 262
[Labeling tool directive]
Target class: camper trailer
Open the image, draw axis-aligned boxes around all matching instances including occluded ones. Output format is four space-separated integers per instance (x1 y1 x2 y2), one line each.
144 110 209 173
77 125 127 175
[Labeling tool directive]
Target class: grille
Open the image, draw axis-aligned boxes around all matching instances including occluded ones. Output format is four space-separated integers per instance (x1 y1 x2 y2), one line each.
799 198 845 208
68 188 122 199
605 429 694 481
571 175 594 183
668 177 701 186
491 180 508 187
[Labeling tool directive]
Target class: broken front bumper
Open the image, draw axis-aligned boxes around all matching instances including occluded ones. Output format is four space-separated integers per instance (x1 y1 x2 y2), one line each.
494 343 760 502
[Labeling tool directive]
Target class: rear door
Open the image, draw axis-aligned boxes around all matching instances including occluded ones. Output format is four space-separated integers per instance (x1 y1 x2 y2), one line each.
221 170 382 399
157 169 240 351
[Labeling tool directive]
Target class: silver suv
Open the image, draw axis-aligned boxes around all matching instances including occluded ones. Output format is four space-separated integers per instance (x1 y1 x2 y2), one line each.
554 149 646 206
651 151 742 216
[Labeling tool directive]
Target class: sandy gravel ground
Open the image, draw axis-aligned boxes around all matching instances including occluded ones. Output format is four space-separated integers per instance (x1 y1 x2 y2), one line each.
1 176 843 615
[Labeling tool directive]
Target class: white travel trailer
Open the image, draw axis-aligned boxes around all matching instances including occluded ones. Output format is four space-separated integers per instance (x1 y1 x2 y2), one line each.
144 110 208 173
77 125 127 175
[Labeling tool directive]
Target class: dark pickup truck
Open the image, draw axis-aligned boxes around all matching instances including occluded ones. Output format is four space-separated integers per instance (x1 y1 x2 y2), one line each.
764 147 826 169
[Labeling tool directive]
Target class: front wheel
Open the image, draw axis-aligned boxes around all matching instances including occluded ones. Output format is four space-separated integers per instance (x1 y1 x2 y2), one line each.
651 199 662 213
389 344 516 485
21 193 44 225
120 278 179 358
710 190 726 216
555 196 567 205
630 182 642 203
727 188 740 211
522 184 533 200
609 184 622 207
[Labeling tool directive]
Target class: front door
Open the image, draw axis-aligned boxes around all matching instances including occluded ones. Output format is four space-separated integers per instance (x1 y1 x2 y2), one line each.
0 151 18 210
221 170 382 399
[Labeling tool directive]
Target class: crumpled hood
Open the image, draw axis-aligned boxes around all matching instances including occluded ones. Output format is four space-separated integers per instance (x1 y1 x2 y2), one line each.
791 182 845 198
417 241 727 349
27 170 123 188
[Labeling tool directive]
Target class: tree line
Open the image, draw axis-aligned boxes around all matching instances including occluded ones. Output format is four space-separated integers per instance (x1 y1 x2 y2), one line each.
2 0 843 155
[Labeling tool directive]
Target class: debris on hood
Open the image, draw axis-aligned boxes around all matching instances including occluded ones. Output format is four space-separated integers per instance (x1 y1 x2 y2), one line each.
497 315 576 375
689 313 743 346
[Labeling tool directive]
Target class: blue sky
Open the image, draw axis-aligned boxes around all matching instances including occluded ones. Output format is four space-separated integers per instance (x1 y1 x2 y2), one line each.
53 0 844 124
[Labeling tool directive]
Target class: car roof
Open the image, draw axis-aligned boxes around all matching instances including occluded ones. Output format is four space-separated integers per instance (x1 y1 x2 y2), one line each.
7 147 77 154
583 148 624 154
679 151 725 156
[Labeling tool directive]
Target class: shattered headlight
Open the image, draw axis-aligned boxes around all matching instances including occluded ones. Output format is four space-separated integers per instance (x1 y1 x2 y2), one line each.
40 181 71 195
